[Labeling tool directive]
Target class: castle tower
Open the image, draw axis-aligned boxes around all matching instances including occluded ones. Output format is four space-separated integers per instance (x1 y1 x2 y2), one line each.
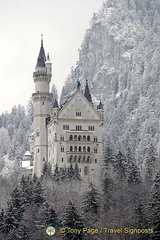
32 36 52 177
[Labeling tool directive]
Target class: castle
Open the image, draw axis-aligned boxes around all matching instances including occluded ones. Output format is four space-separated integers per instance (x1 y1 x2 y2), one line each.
22 37 104 183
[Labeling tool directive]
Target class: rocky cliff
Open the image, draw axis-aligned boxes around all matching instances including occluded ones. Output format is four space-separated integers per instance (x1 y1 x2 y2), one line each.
60 0 160 163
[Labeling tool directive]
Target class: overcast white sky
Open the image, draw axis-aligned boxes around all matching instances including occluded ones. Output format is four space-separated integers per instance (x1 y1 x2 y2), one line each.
0 0 104 114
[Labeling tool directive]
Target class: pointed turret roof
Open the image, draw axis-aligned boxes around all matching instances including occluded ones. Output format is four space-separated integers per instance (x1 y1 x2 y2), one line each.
36 35 46 68
53 99 59 108
45 53 51 64
84 79 92 103
97 100 103 110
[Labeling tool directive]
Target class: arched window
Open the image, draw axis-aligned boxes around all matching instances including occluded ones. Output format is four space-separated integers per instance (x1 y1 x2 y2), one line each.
70 146 73 152
83 156 86 162
94 148 97 153
83 146 86 152
61 147 64 152
94 137 97 142
87 136 90 141
74 135 77 141
60 136 64 141
74 146 77 152
78 135 81 141
83 135 86 141
87 156 90 163
84 166 88 175
74 155 77 161
78 156 81 163
79 146 81 152
69 135 73 141
87 147 90 152
70 155 73 161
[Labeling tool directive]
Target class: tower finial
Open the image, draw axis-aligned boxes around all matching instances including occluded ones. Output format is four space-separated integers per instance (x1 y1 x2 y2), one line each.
41 34 43 46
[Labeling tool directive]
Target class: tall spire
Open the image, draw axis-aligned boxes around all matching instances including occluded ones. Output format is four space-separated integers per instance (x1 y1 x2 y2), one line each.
35 35 46 69
84 79 92 103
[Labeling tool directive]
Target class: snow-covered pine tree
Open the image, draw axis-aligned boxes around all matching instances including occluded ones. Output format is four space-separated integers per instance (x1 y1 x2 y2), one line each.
53 163 60 182
63 201 84 240
19 175 33 205
101 165 113 212
103 138 116 165
74 163 81 181
150 173 160 240
82 183 101 222
0 187 24 237
133 199 149 240
32 180 45 206
41 161 52 179
126 148 142 184
44 203 60 227
144 144 158 182
114 151 128 180
67 163 75 179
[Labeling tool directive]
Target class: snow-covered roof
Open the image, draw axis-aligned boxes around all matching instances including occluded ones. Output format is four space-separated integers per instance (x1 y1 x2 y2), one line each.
24 151 32 156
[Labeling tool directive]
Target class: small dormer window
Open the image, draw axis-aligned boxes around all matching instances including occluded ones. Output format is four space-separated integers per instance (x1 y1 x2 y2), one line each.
76 111 81 116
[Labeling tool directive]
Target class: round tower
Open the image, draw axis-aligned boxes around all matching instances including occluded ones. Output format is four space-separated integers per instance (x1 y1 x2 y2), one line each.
32 36 52 177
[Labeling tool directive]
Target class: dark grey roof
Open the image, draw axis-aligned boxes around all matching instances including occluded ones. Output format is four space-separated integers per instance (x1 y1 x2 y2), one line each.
97 100 103 110
84 80 92 102
53 99 59 108
36 38 46 68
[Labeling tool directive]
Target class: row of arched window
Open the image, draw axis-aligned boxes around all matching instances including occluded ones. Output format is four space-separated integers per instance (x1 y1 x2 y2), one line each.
68 155 91 163
69 135 91 141
69 146 90 152
76 125 82 131
76 112 81 116
88 126 95 131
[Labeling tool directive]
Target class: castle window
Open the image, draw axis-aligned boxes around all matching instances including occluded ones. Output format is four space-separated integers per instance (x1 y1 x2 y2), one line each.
60 136 64 141
61 147 64 152
78 135 81 141
87 156 90 163
87 136 90 141
94 137 98 142
74 135 77 141
62 158 63 162
83 135 86 141
76 125 82 131
83 146 86 152
87 147 90 152
43 158 45 161
78 156 81 163
89 126 94 131
79 146 82 152
83 156 86 162
63 125 69 130
84 166 88 175
79 168 81 172
70 146 73 152
70 155 73 161
76 111 81 116
36 131 39 137
95 159 98 163
37 149 39 153
69 135 73 141
74 155 77 161
94 148 98 153
43 102 44 105
74 146 77 152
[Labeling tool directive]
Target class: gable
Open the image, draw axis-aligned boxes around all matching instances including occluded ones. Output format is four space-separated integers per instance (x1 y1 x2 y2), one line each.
58 90 100 120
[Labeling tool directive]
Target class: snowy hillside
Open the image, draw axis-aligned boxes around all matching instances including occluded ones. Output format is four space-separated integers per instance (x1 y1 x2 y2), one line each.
60 0 160 164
